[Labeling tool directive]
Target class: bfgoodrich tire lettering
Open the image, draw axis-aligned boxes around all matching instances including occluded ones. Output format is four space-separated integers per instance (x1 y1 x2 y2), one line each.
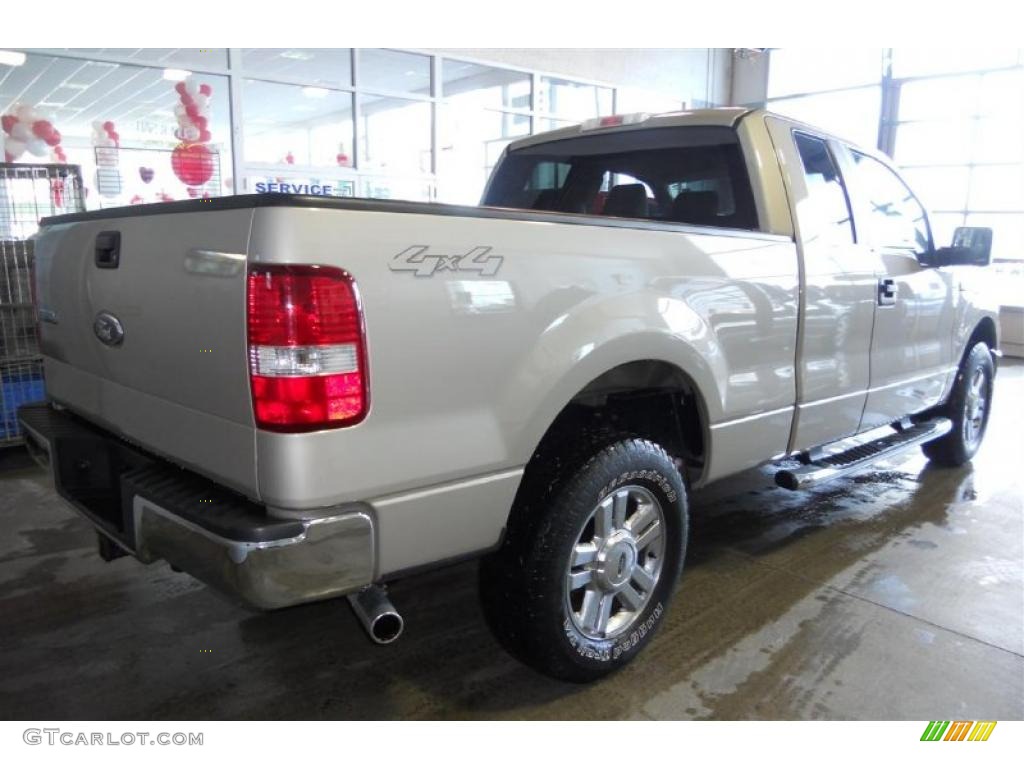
480 438 688 682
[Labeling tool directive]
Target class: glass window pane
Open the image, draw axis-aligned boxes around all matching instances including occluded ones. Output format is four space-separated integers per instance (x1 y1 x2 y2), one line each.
898 76 980 121
615 88 684 114
968 165 1024 211
1 52 232 207
893 120 973 165
242 80 353 170
358 95 431 174
767 48 883 98
360 175 434 202
792 133 855 245
441 60 530 111
539 77 612 120
769 87 881 148
482 126 758 230
438 106 530 205
241 49 351 88
537 117 576 133
51 48 228 69
979 69 1024 120
929 212 967 248
966 213 1024 262
891 48 1022 78
359 49 431 95
974 118 1024 164
848 151 931 252
900 166 970 212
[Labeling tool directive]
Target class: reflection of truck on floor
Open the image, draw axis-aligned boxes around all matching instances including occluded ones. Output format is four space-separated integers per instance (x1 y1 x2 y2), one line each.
20 108 998 681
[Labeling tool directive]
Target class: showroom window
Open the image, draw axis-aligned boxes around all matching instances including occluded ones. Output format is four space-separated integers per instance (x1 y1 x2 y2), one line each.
766 48 1024 304
439 60 532 205
1 51 233 209
6 48 700 210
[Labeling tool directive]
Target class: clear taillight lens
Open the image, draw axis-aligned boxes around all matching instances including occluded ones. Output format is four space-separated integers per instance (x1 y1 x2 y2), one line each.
247 265 368 431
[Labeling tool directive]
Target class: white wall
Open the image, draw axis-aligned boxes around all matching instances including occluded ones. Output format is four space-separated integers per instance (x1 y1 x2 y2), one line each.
428 48 733 108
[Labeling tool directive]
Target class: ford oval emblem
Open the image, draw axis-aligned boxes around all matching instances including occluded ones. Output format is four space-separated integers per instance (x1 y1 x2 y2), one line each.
93 311 125 347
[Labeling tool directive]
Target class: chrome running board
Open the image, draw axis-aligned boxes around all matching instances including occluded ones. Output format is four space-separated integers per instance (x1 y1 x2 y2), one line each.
775 417 952 491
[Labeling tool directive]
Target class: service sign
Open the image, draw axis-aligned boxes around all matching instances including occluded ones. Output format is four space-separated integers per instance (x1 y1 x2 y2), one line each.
250 178 356 197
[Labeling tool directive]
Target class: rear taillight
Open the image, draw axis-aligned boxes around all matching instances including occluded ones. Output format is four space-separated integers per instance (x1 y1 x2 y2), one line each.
247 264 368 431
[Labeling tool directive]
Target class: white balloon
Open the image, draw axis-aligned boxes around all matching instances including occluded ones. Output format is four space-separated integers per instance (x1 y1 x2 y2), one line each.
15 104 34 122
183 125 200 141
27 137 48 157
11 122 31 141
174 104 186 117
195 94 209 110
92 120 104 131
4 137 26 158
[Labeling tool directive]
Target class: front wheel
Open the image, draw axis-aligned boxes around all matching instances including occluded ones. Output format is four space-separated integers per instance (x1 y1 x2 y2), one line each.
480 437 688 682
922 342 995 466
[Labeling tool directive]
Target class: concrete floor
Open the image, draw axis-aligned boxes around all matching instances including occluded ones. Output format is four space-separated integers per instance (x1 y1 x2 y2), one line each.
1 363 1021 720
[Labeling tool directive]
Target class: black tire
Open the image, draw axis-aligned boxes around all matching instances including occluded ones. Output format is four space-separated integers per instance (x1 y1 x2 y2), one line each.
480 437 688 682
922 341 995 467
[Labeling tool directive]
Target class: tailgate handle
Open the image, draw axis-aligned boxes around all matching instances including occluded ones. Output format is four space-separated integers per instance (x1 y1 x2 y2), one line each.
95 231 121 269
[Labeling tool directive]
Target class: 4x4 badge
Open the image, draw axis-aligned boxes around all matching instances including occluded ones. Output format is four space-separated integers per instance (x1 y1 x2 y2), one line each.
389 245 503 277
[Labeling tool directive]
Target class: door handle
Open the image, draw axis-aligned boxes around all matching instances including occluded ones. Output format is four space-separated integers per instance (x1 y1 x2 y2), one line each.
878 277 897 306
95 231 121 269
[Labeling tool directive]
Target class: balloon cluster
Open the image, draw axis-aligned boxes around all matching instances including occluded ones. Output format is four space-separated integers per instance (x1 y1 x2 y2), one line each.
92 120 120 166
2 104 66 163
173 80 213 144
170 79 215 188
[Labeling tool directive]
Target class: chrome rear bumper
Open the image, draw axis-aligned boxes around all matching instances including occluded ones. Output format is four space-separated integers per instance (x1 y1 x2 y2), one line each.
18 403 375 609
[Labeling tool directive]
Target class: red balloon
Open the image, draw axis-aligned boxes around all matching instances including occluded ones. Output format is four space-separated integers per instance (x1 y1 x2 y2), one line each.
32 119 53 139
181 94 194 108
109 131 120 143
199 84 212 96
185 104 199 120
2 115 18 134
103 121 115 132
171 142 214 186
175 82 187 96
45 129 61 147
198 128 211 143
193 115 208 130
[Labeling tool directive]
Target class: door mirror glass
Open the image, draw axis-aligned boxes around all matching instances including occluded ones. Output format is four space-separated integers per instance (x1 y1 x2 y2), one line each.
929 225 991 268
923 226 993 267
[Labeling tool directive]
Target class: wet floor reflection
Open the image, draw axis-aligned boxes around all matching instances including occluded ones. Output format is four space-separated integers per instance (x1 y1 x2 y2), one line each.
0 364 1021 720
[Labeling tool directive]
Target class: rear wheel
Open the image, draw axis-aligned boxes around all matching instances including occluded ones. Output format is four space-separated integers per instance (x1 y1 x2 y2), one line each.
480 437 687 682
922 342 994 466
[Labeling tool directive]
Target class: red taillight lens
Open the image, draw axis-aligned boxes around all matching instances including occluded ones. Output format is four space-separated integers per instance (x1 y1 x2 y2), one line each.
247 265 368 431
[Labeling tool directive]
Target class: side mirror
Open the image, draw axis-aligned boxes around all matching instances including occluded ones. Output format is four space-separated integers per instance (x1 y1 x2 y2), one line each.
922 226 993 267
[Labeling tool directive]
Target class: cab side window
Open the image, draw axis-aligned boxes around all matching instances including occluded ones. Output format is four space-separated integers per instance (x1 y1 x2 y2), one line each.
848 151 931 254
793 132 855 245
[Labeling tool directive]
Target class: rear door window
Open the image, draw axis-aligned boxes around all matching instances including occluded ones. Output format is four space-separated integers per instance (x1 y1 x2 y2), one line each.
792 132 856 245
483 126 759 231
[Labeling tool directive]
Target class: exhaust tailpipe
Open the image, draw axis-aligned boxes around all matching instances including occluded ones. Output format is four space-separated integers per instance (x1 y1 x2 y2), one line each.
347 585 404 644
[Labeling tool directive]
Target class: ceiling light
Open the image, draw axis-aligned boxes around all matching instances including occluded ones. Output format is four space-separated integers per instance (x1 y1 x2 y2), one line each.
280 50 314 61
302 86 329 98
0 50 27 67
163 68 192 81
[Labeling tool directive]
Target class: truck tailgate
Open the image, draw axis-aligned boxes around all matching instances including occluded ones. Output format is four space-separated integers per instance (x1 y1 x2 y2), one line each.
33 208 258 498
